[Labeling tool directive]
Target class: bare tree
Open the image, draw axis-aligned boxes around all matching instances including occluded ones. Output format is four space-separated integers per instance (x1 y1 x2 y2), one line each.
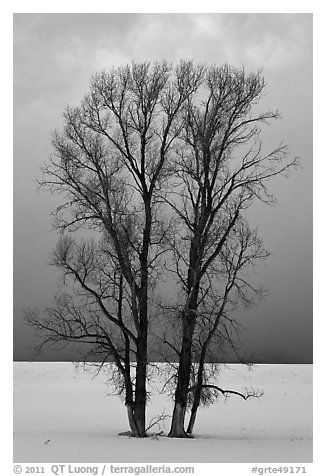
26 61 298 439
27 236 144 436
26 60 204 437
185 220 267 435
154 219 266 436
163 64 299 437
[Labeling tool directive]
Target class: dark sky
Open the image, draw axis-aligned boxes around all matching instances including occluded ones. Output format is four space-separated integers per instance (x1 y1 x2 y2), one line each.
13 13 312 363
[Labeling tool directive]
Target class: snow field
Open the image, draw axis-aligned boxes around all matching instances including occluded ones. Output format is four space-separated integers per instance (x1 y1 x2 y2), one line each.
13 363 312 463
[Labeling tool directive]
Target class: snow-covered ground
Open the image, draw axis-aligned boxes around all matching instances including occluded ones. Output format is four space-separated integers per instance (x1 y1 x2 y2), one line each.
13 362 312 463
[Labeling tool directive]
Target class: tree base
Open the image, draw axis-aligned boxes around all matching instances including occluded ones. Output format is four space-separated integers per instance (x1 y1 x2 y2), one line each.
168 403 193 438
167 431 193 438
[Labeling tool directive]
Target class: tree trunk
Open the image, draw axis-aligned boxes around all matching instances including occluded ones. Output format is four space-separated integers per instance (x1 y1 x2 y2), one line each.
186 407 197 435
134 320 148 437
133 197 150 437
168 239 200 438
168 403 189 438
186 374 202 435
133 399 146 437
126 404 141 437
124 364 142 437
168 308 197 437
186 343 206 435
124 362 147 437
121 346 147 438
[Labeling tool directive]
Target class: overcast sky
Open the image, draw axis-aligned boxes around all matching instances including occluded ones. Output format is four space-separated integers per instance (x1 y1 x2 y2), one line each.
13 13 312 362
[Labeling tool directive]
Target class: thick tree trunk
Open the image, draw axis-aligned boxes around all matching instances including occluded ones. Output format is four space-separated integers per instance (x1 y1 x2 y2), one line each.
124 364 143 437
124 358 147 437
168 245 200 437
134 312 148 437
168 307 197 437
133 352 147 436
132 197 150 438
134 400 146 437
124 329 147 437
168 403 189 438
186 343 206 435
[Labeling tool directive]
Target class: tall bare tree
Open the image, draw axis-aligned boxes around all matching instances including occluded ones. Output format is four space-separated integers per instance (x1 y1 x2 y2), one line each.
185 220 267 435
26 61 298 439
164 65 298 437
26 60 204 437
154 220 266 436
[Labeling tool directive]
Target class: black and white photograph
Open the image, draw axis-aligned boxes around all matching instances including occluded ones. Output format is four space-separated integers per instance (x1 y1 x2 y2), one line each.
13 11 313 467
